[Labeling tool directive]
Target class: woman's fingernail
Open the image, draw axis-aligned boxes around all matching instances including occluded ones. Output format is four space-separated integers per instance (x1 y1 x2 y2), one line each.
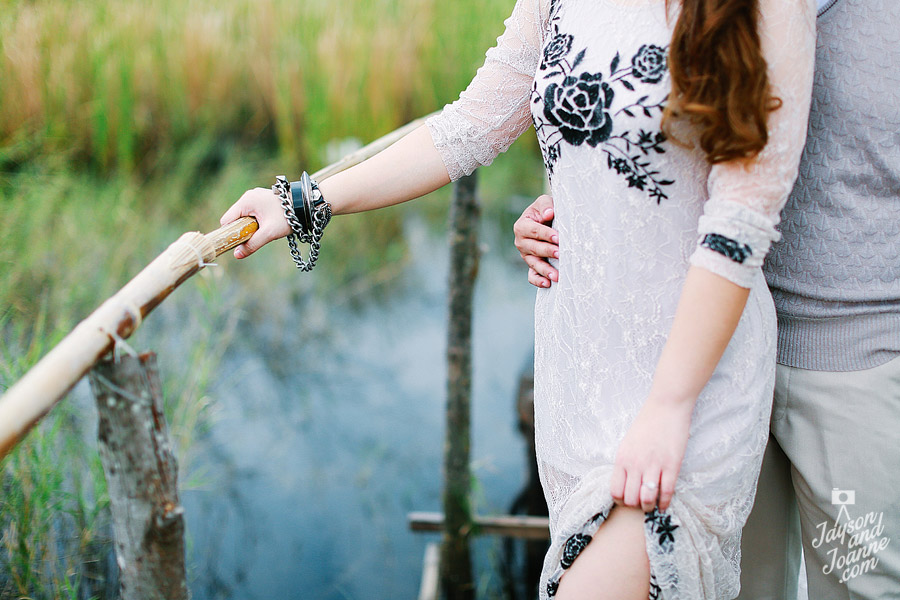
543 208 553 219
553 250 560 258
550 272 558 282
551 235 559 244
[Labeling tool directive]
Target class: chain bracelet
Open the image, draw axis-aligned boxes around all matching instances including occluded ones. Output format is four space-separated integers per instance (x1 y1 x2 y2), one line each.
273 175 332 272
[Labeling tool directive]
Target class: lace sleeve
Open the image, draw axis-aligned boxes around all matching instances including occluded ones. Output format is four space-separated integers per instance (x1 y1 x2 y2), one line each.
426 0 549 181
689 0 816 288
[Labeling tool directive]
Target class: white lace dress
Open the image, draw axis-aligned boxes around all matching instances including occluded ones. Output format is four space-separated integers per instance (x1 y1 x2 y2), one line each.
425 0 815 597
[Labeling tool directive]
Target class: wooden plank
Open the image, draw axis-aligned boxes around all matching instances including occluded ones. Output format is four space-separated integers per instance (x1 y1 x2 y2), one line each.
417 542 440 600
408 512 551 541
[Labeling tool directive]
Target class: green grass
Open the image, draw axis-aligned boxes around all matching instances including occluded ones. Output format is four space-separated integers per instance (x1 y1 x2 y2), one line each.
0 0 547 596
0 310 111 599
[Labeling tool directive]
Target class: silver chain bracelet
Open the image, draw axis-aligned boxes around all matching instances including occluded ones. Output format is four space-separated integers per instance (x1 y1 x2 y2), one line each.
273 174 332 272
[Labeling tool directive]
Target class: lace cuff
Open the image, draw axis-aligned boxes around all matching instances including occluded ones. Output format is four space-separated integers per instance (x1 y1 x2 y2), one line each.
689 200 780 288
426 105 502 181
425 111 471 182
690 246 760 289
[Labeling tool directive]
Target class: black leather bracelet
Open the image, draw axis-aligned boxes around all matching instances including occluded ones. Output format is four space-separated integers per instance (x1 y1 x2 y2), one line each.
290 172 327 235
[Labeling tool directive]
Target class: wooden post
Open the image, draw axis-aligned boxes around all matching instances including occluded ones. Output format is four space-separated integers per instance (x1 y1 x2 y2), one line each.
88 352 188 600
441 172 479 600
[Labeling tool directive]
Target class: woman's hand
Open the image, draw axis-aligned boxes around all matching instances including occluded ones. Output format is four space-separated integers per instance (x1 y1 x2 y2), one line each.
513 195 559 288
219 187 292 259
610 394 693 513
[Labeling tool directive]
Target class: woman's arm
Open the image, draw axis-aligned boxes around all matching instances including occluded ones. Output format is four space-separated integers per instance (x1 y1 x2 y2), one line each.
319 126 449 215
220 0 549 258
219 125 449 257
610 268 750 513
611 0 817 513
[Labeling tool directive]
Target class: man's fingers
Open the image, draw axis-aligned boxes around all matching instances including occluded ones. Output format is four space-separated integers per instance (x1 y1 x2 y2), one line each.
523 255 558 282
533 194 555 221
527 268 551 289
518 237 560 260
514 219 559 244
522 205 543 222
513 217 559 242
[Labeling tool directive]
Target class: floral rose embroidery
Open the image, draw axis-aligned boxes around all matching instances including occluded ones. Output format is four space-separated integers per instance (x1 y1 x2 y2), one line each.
543 72 615 147
560 532 592 569
531 4 675 201
542 33 574 69
631 44 668 84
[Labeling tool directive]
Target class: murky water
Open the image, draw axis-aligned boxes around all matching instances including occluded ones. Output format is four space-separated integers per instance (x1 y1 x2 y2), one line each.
182 215 538 600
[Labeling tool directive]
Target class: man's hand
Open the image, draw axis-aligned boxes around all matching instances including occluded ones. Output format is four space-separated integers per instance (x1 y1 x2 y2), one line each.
513 194 560 288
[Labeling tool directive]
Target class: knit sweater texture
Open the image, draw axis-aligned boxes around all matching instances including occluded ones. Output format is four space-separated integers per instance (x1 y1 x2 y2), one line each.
763 0 900 371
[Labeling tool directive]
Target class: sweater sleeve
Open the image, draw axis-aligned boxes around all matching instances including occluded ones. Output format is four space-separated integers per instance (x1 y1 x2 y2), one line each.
689 0 816 288
425 0 548 181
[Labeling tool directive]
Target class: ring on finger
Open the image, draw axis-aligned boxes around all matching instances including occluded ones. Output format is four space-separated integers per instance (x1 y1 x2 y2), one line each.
641 481 659 491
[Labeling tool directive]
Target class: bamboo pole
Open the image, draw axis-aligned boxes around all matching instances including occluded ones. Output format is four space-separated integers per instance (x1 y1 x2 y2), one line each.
0 114 434 460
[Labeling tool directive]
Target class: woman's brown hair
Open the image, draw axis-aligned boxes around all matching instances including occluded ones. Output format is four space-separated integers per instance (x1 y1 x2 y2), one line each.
663 0 781 164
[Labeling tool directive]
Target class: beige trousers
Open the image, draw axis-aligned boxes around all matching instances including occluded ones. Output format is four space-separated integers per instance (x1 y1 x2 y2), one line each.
739 355 900 600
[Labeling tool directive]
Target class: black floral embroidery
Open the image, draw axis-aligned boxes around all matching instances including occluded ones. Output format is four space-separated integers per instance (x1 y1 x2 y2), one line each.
603 129 674 204
700 233 753 264
645 508 679 550
532 12 675 202
545 510 609 596
542 33 574 69
631 44 668 83
649 573 663 600
543 72 615 147
543 144 561 174
560 532 592 569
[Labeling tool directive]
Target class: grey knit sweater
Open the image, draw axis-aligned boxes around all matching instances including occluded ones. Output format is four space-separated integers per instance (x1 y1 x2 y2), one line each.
763 0 900 371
